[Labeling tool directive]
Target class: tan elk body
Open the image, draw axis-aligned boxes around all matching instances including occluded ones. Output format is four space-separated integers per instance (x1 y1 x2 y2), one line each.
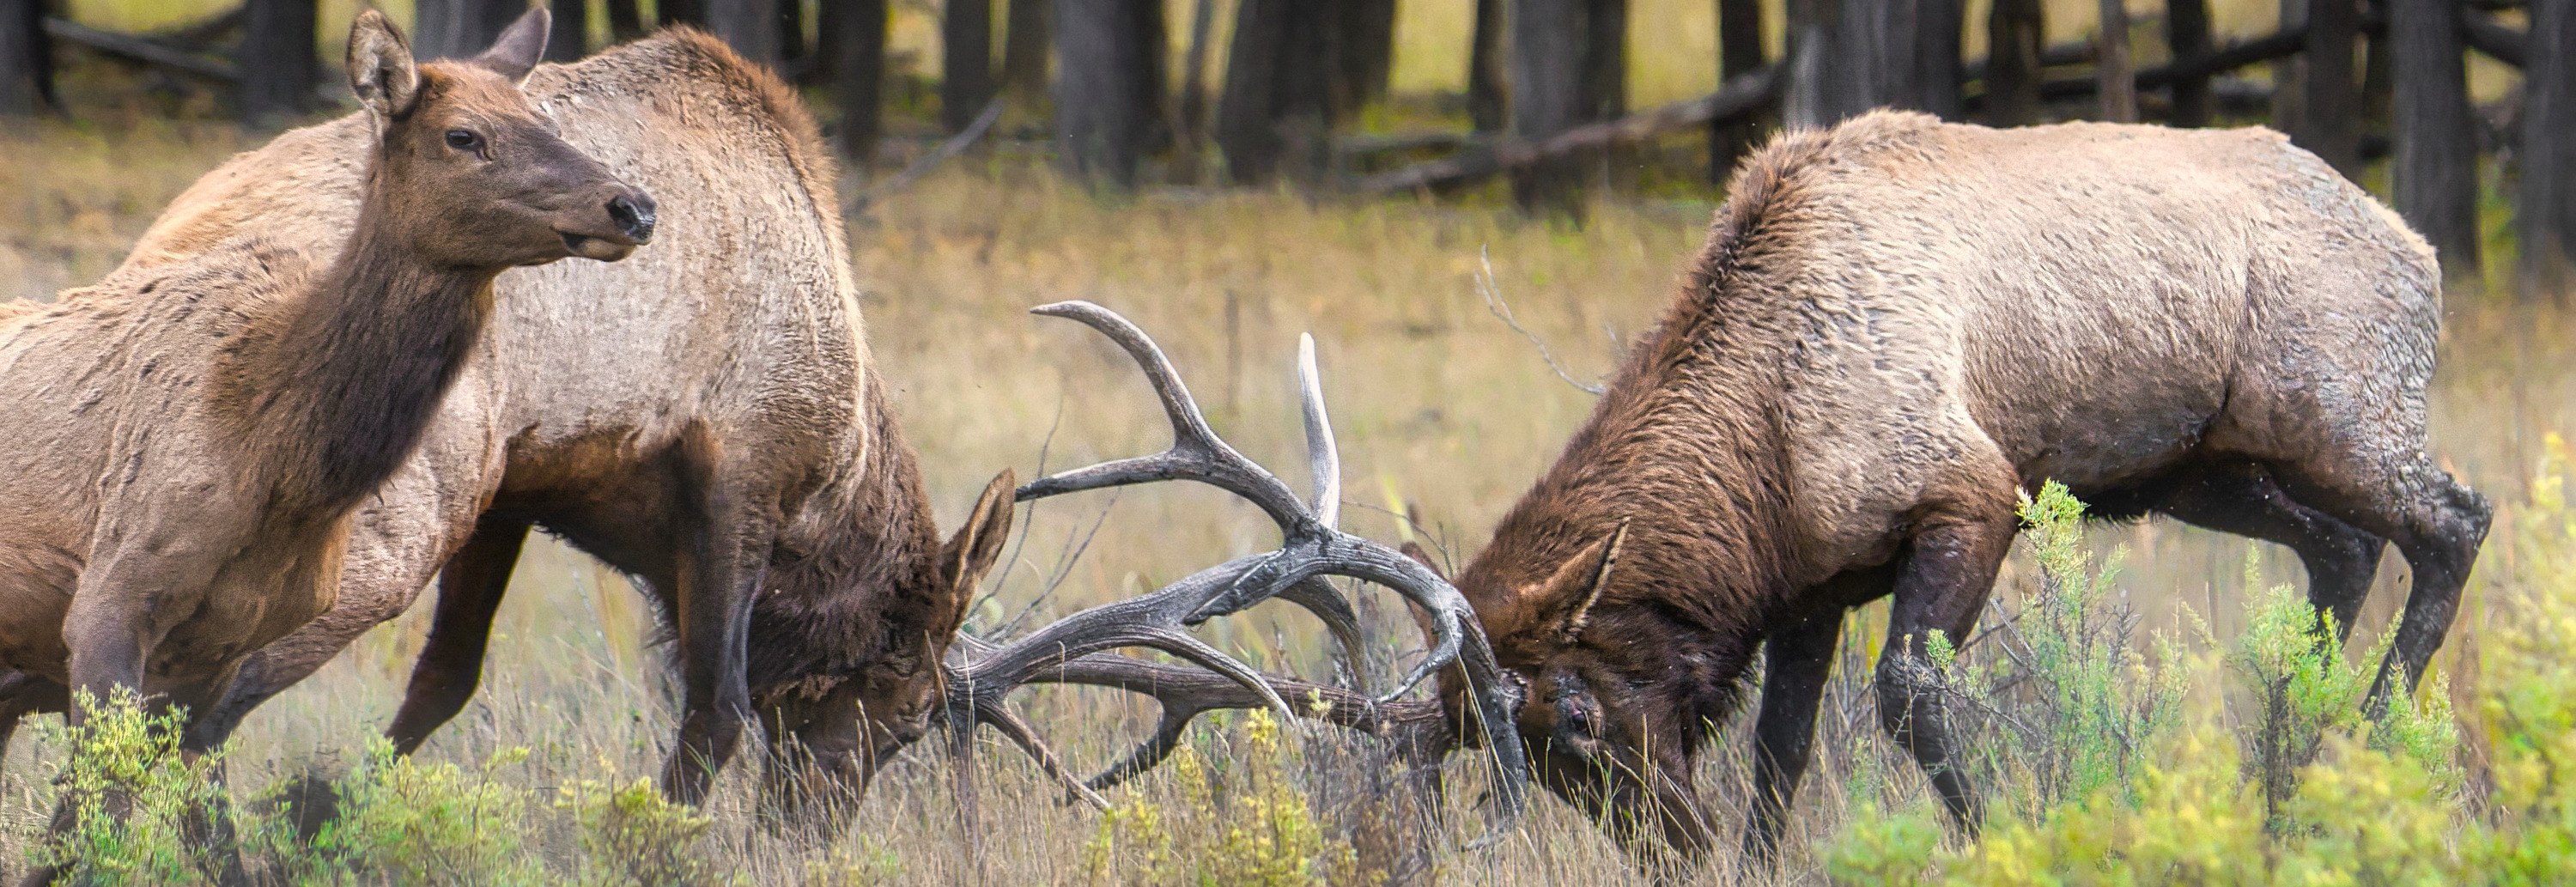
0 10 651 743
1430 111 2490 863
3 27 1015 807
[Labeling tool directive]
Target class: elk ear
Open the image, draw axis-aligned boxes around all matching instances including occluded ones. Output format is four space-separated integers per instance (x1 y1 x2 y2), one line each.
470 4 550 84
938 470 1018 627
1522 519 1629 646
346 9 419 118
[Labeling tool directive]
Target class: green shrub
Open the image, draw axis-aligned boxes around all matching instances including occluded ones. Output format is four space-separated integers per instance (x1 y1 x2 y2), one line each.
27 689 233 887
276 740 543 887
1079 709 1365 887
556 773 731 887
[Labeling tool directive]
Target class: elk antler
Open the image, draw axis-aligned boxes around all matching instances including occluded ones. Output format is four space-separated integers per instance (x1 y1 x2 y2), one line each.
942 301 1529 836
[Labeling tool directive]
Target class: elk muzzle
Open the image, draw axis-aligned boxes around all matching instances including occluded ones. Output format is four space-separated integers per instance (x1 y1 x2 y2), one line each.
556 185 656 262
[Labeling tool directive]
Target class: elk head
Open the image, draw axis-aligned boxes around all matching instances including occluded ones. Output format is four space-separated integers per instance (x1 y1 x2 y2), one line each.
754 471 1018 819
1429 513 1730 862
346 7 655 269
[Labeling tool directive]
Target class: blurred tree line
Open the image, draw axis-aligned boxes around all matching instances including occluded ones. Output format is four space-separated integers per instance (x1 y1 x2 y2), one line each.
0 0 2567 301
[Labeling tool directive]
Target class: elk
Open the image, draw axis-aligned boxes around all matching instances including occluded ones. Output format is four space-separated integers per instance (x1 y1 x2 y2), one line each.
950 112 2494 870
0 3 647 866
0 21 1028 814
0 5 646 744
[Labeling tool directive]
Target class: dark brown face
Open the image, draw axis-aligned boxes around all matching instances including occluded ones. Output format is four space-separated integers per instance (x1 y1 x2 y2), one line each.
1437 525 1723 860
344 9 653 270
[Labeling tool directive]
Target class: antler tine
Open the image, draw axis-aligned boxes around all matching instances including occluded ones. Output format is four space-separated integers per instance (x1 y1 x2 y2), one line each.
963 693 1112 811
1298 333 1340 529
1017 301 1314 531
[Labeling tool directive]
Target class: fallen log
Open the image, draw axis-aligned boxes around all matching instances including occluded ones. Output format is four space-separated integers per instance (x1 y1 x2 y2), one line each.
2030 27 2303 102
42 17 237 82
1356 64 1778 195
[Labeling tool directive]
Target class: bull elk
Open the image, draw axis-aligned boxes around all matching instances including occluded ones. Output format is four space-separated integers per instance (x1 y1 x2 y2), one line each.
947 112 2494 871
0 6 649 872
0 22 1009 814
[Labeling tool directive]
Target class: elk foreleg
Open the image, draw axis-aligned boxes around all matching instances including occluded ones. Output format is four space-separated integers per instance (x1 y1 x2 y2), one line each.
661 436 784 806
1874 488 2015 838
386 515 531 755
1742 609 1845 866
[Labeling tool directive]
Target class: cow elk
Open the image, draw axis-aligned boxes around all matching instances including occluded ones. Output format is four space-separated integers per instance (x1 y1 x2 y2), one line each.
0 6 649 874
0 22 1024 818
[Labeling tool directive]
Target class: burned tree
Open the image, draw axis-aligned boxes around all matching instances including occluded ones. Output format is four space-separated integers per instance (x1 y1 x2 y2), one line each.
2391 0 2482 279
240 0 318 119
1984 0 2043 126
707 0 779 66
2098 0 2135 122
1 0 53 116
833 0 890 162
415 0 521 60
1469 0 1507 131
1054 0 1163 186
1000 0 1050 97
545 0 586 62
945 0 994 131
2526 0 2576 300
1511 0 1626 212
2300 0 2361 177
1216 0 1337 183
2166 0 2213 126
1712 0 1767 180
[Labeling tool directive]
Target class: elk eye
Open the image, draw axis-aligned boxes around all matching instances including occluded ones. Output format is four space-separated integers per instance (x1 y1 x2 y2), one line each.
444 129 483 152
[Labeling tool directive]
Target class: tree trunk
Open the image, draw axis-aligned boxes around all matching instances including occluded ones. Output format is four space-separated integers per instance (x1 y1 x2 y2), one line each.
1712 0 1767 181
240 0 318 120
546 0 589 61
1216 0 1336 184
1917 0 1962 118
2097 0 2135 121
415 0 520 60
778 0 805 71
2165 0 2212 126
2300 0 2360 177
1510 0 1591 211
2273 0 2306 141
945 0 995 131
1581 0 1627 119
1172 0 1218 180
1984 0 2043 126
659 0 706 27
2391 0 2482 281
709 0 781 67
2361 13 2392 131
0 0 52 116
607 0 644 42
2524 0 2576 301
1001 0 1051 97
1334 0 1397 109
1788 0 1912 128
835 0 890 164
1469 0 1508 131
1054 0 1162 187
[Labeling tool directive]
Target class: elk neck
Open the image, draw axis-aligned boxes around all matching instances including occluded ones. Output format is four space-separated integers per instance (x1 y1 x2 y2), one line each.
216 184 502 518
744 372 949 688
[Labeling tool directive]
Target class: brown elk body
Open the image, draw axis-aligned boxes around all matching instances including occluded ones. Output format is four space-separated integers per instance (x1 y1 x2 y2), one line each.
0 9 647 749
0 27 1013 810
1438 111 2490 863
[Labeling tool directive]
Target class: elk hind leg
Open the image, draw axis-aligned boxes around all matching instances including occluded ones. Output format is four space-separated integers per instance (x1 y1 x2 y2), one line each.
2268 452 2490 708
386 515 532 755
2152 459 2387 641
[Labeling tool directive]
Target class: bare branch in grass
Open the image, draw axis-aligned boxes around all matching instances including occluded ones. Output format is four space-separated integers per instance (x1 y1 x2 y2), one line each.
1475 246 1604 396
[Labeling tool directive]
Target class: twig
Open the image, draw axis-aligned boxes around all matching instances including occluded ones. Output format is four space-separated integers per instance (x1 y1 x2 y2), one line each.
853 95 1005 210
975 397 1066 624
993 489 1122 637
1474 246 1604 396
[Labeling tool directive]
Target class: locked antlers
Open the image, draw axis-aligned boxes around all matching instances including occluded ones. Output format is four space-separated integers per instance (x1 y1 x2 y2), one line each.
944 301 1528 824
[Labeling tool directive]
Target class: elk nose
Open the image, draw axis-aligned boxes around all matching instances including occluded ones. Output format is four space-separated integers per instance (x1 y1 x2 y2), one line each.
607 191 656 244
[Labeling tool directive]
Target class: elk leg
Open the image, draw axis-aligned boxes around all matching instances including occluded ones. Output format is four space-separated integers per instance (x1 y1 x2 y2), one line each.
1742 608 1847 866
1875 488 2016 835
386 515 531 755
2267 454 2491 710
2152 459 2385 641
662 437 782 806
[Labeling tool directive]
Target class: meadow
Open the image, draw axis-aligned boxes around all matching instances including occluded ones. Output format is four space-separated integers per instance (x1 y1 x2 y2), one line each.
9 0 2576 884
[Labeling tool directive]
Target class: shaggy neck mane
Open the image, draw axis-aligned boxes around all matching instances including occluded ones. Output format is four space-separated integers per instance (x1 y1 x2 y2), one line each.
216 170 500 518
744 373 945 688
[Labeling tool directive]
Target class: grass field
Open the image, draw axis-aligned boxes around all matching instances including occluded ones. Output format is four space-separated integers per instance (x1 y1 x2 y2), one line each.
9 2 2576 884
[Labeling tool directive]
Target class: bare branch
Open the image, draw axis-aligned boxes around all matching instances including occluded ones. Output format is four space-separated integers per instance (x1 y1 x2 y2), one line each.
1475 246 1604 396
